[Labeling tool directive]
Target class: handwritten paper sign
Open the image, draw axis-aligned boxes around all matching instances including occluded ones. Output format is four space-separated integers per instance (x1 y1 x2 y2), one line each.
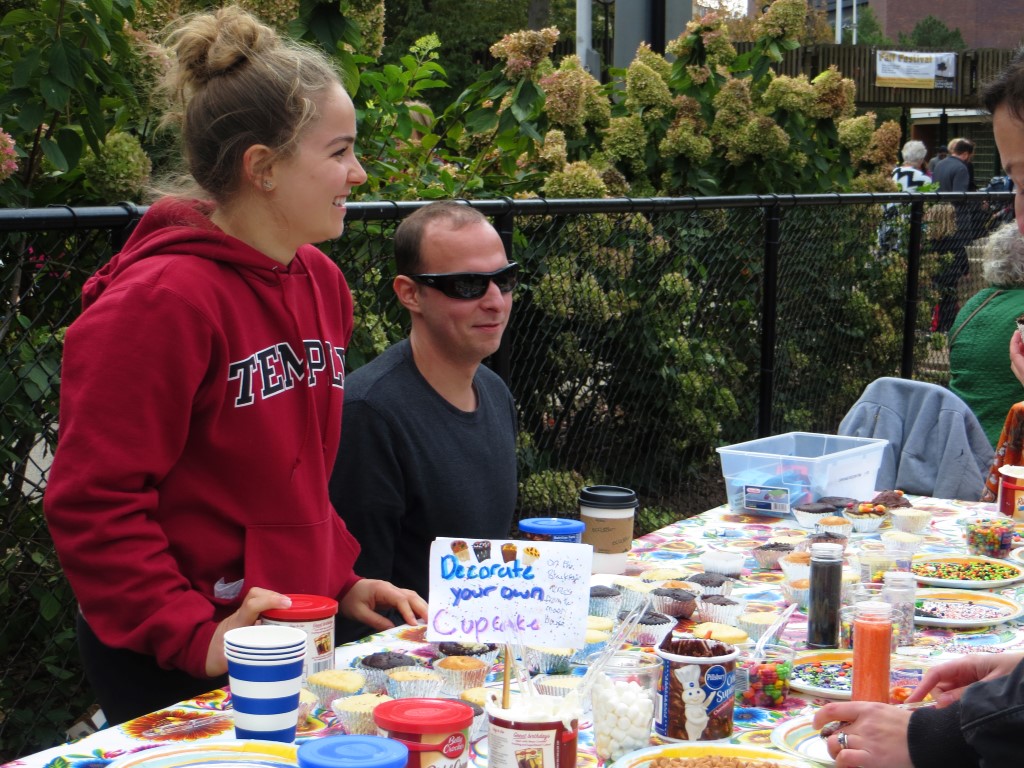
426 537 592 647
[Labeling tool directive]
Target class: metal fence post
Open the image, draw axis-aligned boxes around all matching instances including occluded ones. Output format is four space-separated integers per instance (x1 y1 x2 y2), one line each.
492 208 515 386
759 201 781 437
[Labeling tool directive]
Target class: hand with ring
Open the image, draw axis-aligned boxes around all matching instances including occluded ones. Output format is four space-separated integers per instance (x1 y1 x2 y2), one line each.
812 701 914 768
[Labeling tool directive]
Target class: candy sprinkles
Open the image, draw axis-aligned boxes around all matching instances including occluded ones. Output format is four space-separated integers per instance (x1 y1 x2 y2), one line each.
915 599 1007 622
792 660 853 693
911 561 1021 582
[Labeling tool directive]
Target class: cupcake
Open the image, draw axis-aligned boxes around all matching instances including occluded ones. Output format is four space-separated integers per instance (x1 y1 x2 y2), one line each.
385 667 444 699
687 622 748 644
816 515 853 539
460 686 501 709
298 687 319 727
737 611 780 641
662 579 705 593
638 567 691 583
818 496 857 512
464 700 487 741
780 577 810 610
573 629 610 662
331 693 393 734
688 572 732 596
587 615 616 632
525 646 576 675
843 502 888 533
700 549 746 577
435 655 489 693
589 585 623 618
619 609 676 646
872 489 912 509
615 578 658 611
472 541 492 562
533 674 584 697
697 594 745 626
752 542 795 571
808 530 849 552
889 506 932 534
358 652 419 693
450 540 470 562
792 502 837 529
880 530 923 554
650 587 698 618
305 668 366 708
435 642 500 669
779 550 812 580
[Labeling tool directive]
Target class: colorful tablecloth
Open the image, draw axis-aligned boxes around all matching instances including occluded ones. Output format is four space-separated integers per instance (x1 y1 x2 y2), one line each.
10 497 1024 768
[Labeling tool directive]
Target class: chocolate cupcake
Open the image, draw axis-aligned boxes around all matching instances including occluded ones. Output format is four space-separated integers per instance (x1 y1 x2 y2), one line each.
358 651 419 693
697 594 745 626
872 489 912 508
650 587 698 618
792 502 837 529
435 642 500 668
472 540 491 562
688 572 732 596
589 585 623 618
818 496 857 512
617 608 675 646
752 542 794 571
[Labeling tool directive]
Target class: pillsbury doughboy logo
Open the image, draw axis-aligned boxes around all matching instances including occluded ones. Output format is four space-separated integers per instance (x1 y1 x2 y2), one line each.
704 664 728 689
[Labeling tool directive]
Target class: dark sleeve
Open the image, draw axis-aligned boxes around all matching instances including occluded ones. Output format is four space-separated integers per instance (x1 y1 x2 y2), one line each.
329 399 406 585
908 657 1024 768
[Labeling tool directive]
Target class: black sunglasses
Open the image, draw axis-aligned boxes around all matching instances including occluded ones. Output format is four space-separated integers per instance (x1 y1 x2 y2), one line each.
409 262 520 300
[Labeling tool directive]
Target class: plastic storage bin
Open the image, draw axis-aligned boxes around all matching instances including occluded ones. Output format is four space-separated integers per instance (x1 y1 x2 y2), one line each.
716 432 887 518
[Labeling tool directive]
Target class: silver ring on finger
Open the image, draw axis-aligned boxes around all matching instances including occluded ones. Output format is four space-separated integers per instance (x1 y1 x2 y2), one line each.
837 731 850 750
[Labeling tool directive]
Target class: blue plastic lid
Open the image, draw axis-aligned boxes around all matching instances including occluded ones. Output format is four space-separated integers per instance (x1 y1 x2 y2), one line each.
298 735 408 768
518 517 585 535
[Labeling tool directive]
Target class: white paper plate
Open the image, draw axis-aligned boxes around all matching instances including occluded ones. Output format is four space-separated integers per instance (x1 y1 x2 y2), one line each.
770 714 835 766
914 587 1024 628
105 741 298 768
910 555 1024 589
608 742 814 768
789 651 929 701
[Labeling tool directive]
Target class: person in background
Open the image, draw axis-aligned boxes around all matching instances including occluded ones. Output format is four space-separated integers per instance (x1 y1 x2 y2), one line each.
891 140 931 191
814 47 1024 768
43 5 425 725
949 222 1024 448
331 201 518 641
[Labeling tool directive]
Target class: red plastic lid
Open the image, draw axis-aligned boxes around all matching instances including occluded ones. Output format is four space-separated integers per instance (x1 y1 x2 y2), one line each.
261 594 338 620
373 698 474 733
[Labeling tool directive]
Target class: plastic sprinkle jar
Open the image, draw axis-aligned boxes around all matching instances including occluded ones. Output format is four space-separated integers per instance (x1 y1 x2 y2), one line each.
374 698 474 768
734 643 795 708
966 517 1015 559
260 594 338 683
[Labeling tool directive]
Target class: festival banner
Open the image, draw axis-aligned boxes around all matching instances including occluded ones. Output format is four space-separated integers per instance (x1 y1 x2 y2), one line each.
876 51 956 90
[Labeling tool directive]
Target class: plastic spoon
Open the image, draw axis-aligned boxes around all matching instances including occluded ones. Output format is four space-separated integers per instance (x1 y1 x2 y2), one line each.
753 602 798 656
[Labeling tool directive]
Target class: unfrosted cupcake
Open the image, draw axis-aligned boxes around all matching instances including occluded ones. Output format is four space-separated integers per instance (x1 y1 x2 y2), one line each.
752 542 794 571
881 530 923 554
889 506 931 534
435 655 489 693
305 668 366 708
615 578 658 611
525 646 576 674
815 515 853 539
332 693 393 734
298 687 319 727
460 686 504 710
385 667 444 699
587 615 615 632
573 629 610 662
533 673 584 697
638 567 691 583
650 587 698 618
688 572 733 596
697 594 745 626
700 549 746 577
357 652 419 693
688 622 748 645
780 578 810 610
589 585 623 618
737 611 780 641
779 551 812 581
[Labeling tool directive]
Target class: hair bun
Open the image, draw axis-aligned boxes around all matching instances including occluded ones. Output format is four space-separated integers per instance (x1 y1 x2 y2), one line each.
169 6 279 91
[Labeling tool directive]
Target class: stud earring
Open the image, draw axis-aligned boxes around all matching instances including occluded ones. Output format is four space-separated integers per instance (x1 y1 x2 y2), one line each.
262 179 274 191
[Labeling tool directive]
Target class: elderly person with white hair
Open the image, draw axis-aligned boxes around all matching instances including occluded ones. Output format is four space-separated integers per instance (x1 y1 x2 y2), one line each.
891 140 931 190
949 221 1024 447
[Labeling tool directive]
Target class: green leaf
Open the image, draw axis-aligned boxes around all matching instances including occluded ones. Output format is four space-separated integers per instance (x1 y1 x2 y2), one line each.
511 79 543 122
56 128 83 171
12 48 40 88
464 108 498 134
15 101 46 132
0 8 39 25
40 74 69 111
336 49 361 96
39 591 60 622
40 137 68 172
49 40 84 89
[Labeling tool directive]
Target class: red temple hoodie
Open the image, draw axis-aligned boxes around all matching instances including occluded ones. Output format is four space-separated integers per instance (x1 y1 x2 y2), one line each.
44 197 361 679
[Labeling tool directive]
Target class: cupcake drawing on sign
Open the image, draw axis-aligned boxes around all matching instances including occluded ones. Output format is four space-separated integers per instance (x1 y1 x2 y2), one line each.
522 546 540 565
472 540 491 562
451 540 470 562
501 543 517 562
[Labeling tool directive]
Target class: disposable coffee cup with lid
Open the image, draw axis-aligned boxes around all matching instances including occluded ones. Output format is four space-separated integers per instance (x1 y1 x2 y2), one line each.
579 485 638 575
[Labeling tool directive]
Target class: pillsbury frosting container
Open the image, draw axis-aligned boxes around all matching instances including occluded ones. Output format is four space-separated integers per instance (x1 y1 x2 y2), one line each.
518 518 585 543
655 636 739 742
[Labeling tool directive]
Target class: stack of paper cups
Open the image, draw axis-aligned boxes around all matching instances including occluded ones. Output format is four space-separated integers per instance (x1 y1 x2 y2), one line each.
225 624 307 743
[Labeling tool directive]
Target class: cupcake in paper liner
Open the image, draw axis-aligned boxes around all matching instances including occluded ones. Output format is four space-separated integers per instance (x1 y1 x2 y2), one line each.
889 506 932 534
638 567 691 584
752 542 794 571
572 628 610 662
589 585 623 618
649 587 698 618
688 572 733 596
385 667 444 699
872 489 912 509
779 551 812 581
357 651 420 693
614 578 657 611
435 641 501 669
700 548 746 577
818 496 857 513
464 700 487 741
780 578 810 610
450 539 471 562
618 608 676 646
331 693 393 734
808 530 849 552
297 688 319 727
434 654 490 693
525 645 576 675
815 515 854 539
533 673 584 697
737 611 780 641
587 615 615 634
697 594 746 626
305 668 366 709
843 502 888 533
881 530 923 554
521 545 541 565
792 502 837 529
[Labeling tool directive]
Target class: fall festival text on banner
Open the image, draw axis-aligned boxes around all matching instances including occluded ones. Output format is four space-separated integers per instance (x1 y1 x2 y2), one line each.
426 537 592 646
876 50 956 90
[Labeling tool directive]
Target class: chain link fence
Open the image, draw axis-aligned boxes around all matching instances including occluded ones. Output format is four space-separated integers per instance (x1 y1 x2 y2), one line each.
0 191 1009 757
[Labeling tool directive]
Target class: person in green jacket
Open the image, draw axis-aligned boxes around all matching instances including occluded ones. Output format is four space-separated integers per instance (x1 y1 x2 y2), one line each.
949 221 1024 448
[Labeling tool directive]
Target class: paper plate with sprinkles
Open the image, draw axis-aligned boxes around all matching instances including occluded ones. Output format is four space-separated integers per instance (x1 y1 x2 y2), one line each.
913 588 1024 628
910 555 1024 589
789 650 929 701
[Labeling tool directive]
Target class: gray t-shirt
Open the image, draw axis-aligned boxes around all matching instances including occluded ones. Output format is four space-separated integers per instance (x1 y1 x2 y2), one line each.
330 339 517 607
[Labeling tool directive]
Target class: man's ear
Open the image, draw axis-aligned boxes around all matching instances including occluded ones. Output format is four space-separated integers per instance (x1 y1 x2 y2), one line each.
393 275 421 313
242 144 276 192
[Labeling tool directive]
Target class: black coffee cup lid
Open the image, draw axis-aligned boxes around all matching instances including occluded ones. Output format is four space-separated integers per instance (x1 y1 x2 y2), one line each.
579 485 639 509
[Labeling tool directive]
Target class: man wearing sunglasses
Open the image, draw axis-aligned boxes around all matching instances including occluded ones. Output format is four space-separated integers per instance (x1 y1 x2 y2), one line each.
331 201 518 640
